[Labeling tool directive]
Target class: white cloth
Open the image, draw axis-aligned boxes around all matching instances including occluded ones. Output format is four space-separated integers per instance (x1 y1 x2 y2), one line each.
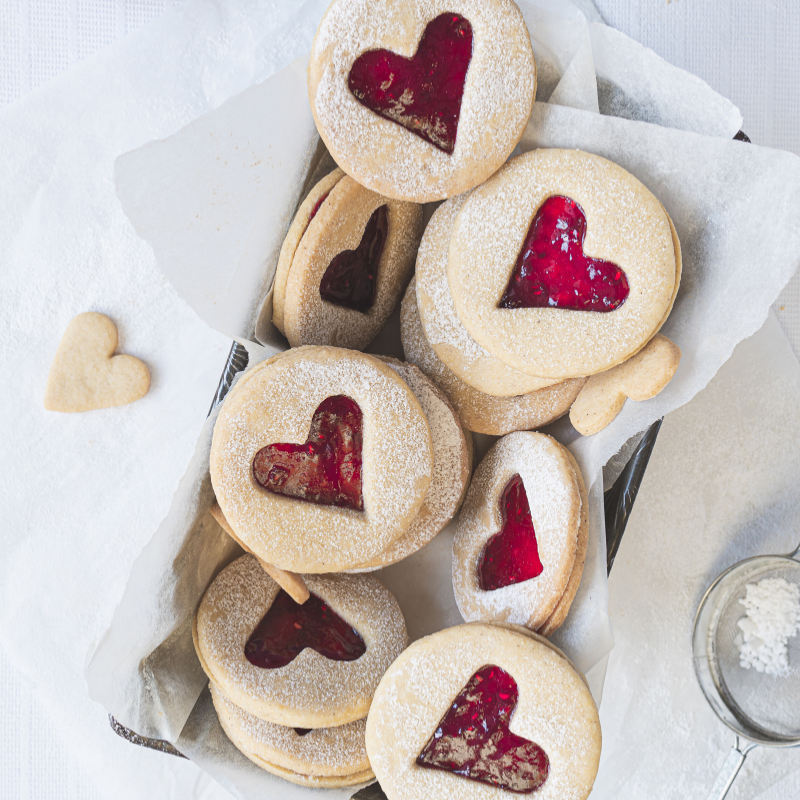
2 2 800 800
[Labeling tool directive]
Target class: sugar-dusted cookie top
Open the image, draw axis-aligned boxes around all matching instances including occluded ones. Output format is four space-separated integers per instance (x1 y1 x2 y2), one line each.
447 149 679 379
210 346 434 572
308 0 536 202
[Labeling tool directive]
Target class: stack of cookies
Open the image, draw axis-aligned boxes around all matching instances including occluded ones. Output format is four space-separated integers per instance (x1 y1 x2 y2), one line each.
191 0 689 796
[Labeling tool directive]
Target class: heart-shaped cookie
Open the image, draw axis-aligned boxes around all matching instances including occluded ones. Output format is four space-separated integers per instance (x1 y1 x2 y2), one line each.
499 195 629 313
245 588 366 669
569 333 681 436
44 312 150 412
416 663 549 793
347 13 473 154
252 394 364 511
319 204 388 311
478 474 543 591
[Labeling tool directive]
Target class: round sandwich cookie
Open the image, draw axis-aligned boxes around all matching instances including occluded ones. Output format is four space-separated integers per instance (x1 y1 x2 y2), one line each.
210 346 434 573
348 357 471 571
210 684 373 788
401 280 585 435
194 555 408 729
415 194 557 397
274 170 424 350
308 0 536 202
365 622 602 800
447 148 679 379
452 432 581 631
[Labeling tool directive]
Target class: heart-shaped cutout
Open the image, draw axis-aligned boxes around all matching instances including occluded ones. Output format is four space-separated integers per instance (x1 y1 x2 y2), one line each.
569 333 681 435
416 664 550 793
252 394 364 511
499 195 630 313
44 312 150 412
319 204 388 312
478 474 543 591
245 588 366 669
347 13 473 155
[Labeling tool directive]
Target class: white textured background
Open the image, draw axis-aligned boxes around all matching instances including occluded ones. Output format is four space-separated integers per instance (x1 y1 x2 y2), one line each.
2 1 800 798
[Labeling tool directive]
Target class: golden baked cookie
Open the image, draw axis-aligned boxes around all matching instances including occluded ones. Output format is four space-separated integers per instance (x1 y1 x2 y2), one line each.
308 0 536 202
415 194 556 397
447 149 678 378
537 447 589 637
365 622 602 800
275 172 423 350
401 280 585 435
210 346 434 573
210 683 373 787
349 357 470 571
452 432 581 630
273 167 345 334
194 555 408 728
44 312 150 412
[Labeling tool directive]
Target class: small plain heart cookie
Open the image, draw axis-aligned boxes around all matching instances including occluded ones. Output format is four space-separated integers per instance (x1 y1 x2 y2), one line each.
44 312 150 412
193 555 408 728
569 333 681 435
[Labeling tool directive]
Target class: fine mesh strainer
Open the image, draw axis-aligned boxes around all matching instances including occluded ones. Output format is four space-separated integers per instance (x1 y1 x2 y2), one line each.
692 541 800 799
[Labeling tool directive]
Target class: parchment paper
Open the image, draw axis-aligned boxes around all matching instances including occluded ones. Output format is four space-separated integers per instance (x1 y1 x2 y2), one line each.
87 2 800 799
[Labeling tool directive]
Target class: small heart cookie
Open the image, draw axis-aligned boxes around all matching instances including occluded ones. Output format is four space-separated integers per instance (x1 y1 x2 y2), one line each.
44 312 150 412
569 334 681 436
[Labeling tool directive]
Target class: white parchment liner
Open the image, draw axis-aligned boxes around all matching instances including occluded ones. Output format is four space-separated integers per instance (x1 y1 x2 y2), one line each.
85 2 800 799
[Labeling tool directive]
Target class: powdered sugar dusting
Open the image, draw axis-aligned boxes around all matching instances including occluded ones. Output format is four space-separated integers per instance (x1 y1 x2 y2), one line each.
447 148 676 377
366 624 601 800
210 683 370 776
210 346 434 571
452 432 581 629
284 176 423 349
309 0 536 200
416 192 556 396
350 359 468 570
195 555 409 727
401 279 585 434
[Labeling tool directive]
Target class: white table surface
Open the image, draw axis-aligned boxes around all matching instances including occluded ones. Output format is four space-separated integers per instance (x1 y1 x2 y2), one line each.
2 1 800 799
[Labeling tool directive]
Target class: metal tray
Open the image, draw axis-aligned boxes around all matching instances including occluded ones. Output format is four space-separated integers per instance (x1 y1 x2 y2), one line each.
111 127 752 785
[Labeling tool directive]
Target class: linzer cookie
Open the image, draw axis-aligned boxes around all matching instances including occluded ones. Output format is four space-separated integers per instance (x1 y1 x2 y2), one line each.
194 555 408 728
447 149 680 379
273 170 423 350
308 0 536 202
452 432 582 631
210 685 373 788
401 279 585 435
210 346 434 573
366 623 601 799
349 358 471 571
415 194 556 397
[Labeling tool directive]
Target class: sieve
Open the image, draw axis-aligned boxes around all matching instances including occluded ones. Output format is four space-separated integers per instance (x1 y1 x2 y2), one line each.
692 541 800 799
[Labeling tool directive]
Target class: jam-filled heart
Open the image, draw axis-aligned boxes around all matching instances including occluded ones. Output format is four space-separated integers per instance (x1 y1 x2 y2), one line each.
416 664 550 793
347 13 473 154
499 195 630 312
245 589 366 669
319 204 388 312
252 395 364 511
478 475 543 592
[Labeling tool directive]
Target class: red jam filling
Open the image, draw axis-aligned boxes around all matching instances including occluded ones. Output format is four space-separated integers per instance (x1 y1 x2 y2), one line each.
245 589 366 669
308 191 330 224
319 204 388 312
499 195 629 312
416 664 550 793
347 13 473 154
478 475 543 592
252 395 363 511
294 728 312 736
